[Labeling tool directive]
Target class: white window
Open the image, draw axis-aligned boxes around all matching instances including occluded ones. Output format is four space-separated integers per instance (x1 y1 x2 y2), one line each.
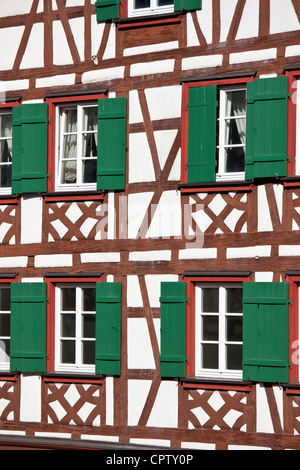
195 283 243 379
55 284 96 373
0 285 11 371
216 86 246 181
128 0 174 17
0 111 12 194
56 103 98 192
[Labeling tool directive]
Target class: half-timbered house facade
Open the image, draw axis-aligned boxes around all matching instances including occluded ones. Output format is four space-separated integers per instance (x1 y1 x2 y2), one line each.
0 0 300 451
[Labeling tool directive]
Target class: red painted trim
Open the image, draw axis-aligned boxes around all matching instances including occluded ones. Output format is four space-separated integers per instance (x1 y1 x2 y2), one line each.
0 197 19 205
286 387 300 395
45 275 103 373
46 93 106 193
180 184 253 194
44 194 104 202
286 70 300 177
0 374 18 382
117 14 181 29
182 382 251 392
286 275 299 383
283 181 300 188
0 101 21 109
184 274 251 379
43 376 103 385
181 76 255 185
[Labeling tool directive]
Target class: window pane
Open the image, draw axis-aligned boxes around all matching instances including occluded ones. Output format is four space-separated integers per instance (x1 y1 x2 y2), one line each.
226 344 242 370
64 108 77 133
202 315 218 341
0 314 10 336
226 316 243 342
82 133 97 159
225 90 246 118
82 341 95 365
226 288 243 313
61 288 76 311
82 107 97 132
82 288 96 311
202 344 218 369
61 160 77 184
202 288 219 313
61 340 75 363
0 288 10 311
224 147 245 173
158 0 173 5
0 114 12 138
83 159 97 184
83 314 95 338
61 314 76 337
134 0 150 8
0 339 10 363
0 164 12 188
225 118 246 146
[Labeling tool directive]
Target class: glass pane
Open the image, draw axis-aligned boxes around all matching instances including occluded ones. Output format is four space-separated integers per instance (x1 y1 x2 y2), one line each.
82 341 95 365
225 90 246 118
62 134 77 160
0 139 12 163
82 288 96 311
61 288 76 311
83 159 97 184
82 107 97 132
82 132 97 159
64 108 77 133
61 160 77 184
134 0 150 8
0 288 10 311
226 316 243 342
226 344 242 370
61 314 76 337
226 288 243 313
158 0 173 5
224 147 245 173
61 340 75 363
0 114 12 138
225 118 246 146
202 344 218 369
0 164 12 188
0 314 10 336
0 339 10 363
202 288 219 313
202 315 218 341
83 314 95 338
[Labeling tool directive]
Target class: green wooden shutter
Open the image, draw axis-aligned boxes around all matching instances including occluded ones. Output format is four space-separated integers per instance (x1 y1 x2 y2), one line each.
159 282 187 378
95 282 121 375
12 103 48 194
10 283 47 373
245 77 288 180
243 282 289 383
175 0 202 11
97 97 127 191
187 85 217 183
95 0 121 21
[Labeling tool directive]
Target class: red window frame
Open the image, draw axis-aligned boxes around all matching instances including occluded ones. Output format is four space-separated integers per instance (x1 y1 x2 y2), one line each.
0 274 18 380
46 93 106 196
118 0 181 26
284 70 300 182
181 76 255 194
285 274 300 384
0 101 20 204
45 274 103 374
183 273 251 391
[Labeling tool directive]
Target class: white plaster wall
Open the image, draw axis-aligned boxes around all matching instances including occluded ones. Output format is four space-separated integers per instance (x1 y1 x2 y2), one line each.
34 254 73 267
146 381 178 428
128 380 152 426
0 26 25 71
0 0 33 17
124 41 178 57
129 90 143 124
128 133 156 183
130 59 175 77
146 190 182 239
127 192 154 239
20 22 44 69
21 196 43 244
270 0 300 34
144 274 178 308
145 86 181 121
127 318 156 369
220 0 238 42
256 384 283 434
53 20 73 65
236 0 259 40
127 275 143 307
20 375 42 423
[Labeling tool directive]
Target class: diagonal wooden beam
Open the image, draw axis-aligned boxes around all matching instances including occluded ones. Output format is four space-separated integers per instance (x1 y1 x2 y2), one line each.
13 0 39 70
56 0 81 63
227 0 247 42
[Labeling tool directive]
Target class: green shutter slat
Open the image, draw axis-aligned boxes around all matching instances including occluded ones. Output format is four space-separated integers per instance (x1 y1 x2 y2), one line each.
12 103 48 195
243 282 289 383
159 282 187 378
245 77 288 180
95 0 121 22
10 283 47 373
174 0 202 11
95 282 121 375
187 85 217 183
97 97 127 191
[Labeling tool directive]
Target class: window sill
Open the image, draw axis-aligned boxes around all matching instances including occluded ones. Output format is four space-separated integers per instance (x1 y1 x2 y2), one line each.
180 377 252 392
42 372 103 385
284 383 300 395
0 195 19 204
282 176 300 188
178 180 253 194
0 372 18 381
44 191 105 202
115 11 182 29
